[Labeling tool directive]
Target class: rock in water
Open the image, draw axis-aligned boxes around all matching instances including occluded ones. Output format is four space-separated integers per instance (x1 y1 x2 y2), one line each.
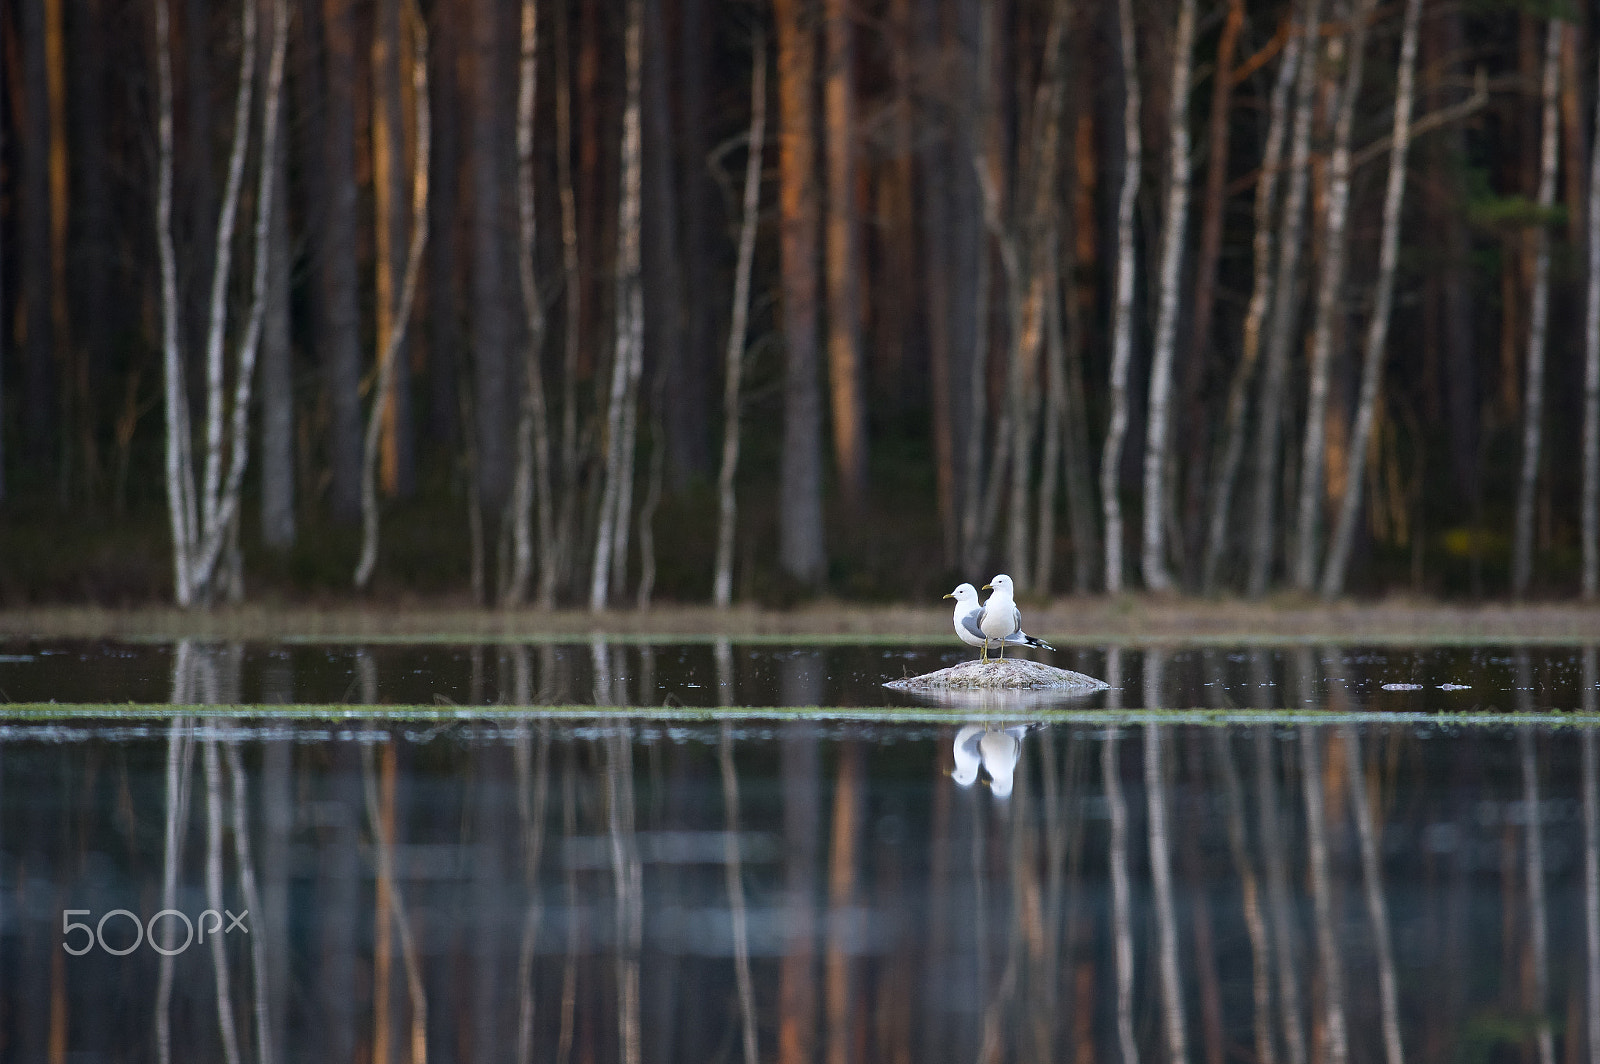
885 658 1108 692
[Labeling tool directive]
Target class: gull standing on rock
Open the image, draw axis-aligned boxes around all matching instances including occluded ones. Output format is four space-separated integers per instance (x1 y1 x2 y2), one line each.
978 574 1054 661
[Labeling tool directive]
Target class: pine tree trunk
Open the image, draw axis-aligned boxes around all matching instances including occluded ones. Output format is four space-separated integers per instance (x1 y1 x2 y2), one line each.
20 0 56 463
1323 0 1422 598
824 0 867 502
1294 0 1374 591
469 0 512 519
774 0 827 586
1102 0 1141 594
321 0 365 524
1203 9 1301 592
1584 23 1600 599
355 3 429 591
1512 19 1564 599
508 0 555 607
1140 0 1197 592
1248 0 1323 596
373 0 415 500
590 0 646 609
259 124 294 550
714 33 768 609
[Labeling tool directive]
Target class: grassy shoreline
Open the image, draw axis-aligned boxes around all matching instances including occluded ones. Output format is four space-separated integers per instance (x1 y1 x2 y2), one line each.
1 595 1596 642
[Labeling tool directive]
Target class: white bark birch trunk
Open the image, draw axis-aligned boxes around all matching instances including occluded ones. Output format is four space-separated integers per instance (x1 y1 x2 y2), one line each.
1293 0 1374 590
591 0 645 610
1203 12 1302 592
1322 0 1422 598
507 0 555 607
155 0 193 605
1513 19 1564 599
1248 0 1323 596
355 4 429 590
1102 0 1141 594
714 34 767 609
1584 37 1600 599
1141 0 1197 592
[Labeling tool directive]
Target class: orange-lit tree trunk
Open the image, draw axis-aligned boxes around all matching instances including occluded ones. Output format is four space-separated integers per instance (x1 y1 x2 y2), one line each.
824 0 867 502
775 0 827 586
373 0 414 499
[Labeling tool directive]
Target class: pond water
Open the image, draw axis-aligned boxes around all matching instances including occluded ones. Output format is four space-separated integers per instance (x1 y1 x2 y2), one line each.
3 638 1600 1062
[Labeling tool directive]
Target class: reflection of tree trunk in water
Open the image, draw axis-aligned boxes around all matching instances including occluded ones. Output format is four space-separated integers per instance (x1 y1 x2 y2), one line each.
779 723 820 1064
1342 725 1402 1064
1181 738 1225 1064
1583 647 1600 1064
203 741 244 1064
556 744 581 1064
607 729 643 1064
363 741 429 1064
720 723 759 1064
1520 724 1556 1064
1257 727 1307 1064
259 732 290 1063
924 719 956 1063
155 713 194 1064
1301 726 1346 1064
1105 717 1138 1064
516 724 551 1063
1211 724 1276 1064
827 740 863 1064
1147 721 1190 1064
222 738 273 1064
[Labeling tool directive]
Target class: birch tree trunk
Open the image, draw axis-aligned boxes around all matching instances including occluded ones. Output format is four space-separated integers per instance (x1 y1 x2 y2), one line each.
1248 0 1323 596
155 0 194 605
508 0 555 607
1204 9 1302 591
1294 0 1375 591
1322 0 1422 598
1102 0 1142 594
714 33 768 609
1584 33 1600 599
1512 18 1563 598
591 0 646 609
1141 0 1197 592
259 122 294 550
355 4 430 591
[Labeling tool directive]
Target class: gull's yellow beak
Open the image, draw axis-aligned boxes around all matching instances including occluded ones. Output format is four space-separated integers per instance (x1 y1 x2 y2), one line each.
943 592 954 599
981 583 993 590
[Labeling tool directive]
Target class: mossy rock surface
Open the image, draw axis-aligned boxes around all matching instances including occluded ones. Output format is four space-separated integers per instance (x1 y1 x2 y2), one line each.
885 658 1109 692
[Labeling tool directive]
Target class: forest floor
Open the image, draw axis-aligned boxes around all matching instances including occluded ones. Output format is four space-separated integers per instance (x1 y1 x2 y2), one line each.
0 595 1595 642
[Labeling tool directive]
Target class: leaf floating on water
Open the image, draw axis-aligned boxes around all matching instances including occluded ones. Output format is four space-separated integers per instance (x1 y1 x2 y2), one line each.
1381 682 1424 691
1437 683 1471 691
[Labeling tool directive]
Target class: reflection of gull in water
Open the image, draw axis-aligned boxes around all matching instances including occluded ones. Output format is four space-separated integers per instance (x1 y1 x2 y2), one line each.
951 723 1030 798
952 725 984 785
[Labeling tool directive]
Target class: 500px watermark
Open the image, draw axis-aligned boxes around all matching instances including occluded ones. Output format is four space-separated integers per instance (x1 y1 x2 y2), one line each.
61 908 249 956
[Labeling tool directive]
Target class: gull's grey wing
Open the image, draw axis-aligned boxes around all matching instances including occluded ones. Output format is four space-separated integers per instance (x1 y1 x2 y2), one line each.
960 608 986 642
1011 605 1022 633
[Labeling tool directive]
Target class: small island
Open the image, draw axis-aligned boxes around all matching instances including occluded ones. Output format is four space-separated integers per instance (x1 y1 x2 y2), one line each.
885 658 1110 693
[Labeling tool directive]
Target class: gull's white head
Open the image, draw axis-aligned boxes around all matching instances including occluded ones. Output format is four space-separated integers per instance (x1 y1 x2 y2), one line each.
983 574 1014 595
944 582 980 605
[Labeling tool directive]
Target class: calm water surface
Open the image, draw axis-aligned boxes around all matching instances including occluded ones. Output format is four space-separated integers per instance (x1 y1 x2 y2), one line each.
3 638 1600 1061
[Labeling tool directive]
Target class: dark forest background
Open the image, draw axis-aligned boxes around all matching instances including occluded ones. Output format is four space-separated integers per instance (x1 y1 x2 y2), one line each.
3 0 1599 608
